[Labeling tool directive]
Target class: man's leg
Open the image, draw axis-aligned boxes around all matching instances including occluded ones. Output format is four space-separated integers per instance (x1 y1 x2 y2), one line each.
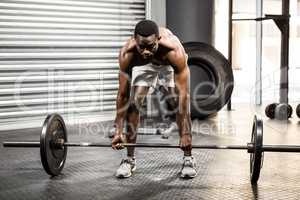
164 87 196 178
126 86 149 157
115 86 149 178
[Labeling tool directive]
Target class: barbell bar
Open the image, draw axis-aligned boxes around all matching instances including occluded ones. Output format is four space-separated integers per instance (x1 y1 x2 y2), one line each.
3 141 249 150
5 141 300 152
2 113 300 184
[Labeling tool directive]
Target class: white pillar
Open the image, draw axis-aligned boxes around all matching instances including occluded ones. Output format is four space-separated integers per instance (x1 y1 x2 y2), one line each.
255 0 263 105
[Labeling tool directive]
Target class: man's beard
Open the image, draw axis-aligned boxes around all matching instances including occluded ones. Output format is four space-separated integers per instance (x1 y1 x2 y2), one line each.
142 54 153 60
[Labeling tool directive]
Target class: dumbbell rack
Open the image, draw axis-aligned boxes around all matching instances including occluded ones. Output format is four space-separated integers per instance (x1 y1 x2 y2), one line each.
228 0 292 120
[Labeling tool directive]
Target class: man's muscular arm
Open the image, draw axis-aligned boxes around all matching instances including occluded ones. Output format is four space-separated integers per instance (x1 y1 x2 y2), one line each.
167 45 192 152
112 39 135 149
114 39 134 135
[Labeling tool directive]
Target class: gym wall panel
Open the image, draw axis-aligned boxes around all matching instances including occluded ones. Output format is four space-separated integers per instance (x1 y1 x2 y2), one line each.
166 0 214 44
0 0 146 130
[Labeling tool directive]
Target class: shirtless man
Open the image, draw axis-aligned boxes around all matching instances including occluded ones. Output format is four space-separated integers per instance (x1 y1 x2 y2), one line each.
111 20 197 178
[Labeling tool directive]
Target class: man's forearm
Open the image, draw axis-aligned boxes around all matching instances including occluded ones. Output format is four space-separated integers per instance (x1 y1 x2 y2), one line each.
175 72 191 136
176 94 191 136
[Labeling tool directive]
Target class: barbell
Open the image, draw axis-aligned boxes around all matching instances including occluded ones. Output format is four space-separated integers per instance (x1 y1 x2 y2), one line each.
3 113 300 184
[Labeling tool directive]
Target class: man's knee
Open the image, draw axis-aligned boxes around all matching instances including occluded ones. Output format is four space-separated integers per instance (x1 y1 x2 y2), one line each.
129 91 147 113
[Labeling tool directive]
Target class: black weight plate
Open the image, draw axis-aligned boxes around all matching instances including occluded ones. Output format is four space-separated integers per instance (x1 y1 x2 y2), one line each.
287 104 293 118
250 115 263 184
296 104 300 118
265 103 278 119
40 113 67 176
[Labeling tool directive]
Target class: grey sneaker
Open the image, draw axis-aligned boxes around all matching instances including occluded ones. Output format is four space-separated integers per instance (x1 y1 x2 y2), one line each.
180 156 197 178
115 158 136 178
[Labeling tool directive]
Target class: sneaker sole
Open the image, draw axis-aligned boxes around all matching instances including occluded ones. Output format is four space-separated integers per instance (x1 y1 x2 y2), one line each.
116 166 136 178
180 172 197 179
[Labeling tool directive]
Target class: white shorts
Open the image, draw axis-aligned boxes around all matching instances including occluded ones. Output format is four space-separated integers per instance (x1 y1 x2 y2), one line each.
131 63 175 88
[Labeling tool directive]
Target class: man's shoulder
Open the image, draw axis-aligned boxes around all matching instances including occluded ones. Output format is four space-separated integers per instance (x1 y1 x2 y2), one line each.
119 38 136 62
119 38 136 69
159 27 173 36
158 27 181 52
122 37 136 53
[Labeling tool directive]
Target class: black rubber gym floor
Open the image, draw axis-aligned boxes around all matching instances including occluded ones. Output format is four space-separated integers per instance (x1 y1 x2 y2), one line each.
1 105 300 200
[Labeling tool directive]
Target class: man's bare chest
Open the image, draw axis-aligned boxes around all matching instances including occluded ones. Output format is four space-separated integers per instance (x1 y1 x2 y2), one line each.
131 54 170 67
